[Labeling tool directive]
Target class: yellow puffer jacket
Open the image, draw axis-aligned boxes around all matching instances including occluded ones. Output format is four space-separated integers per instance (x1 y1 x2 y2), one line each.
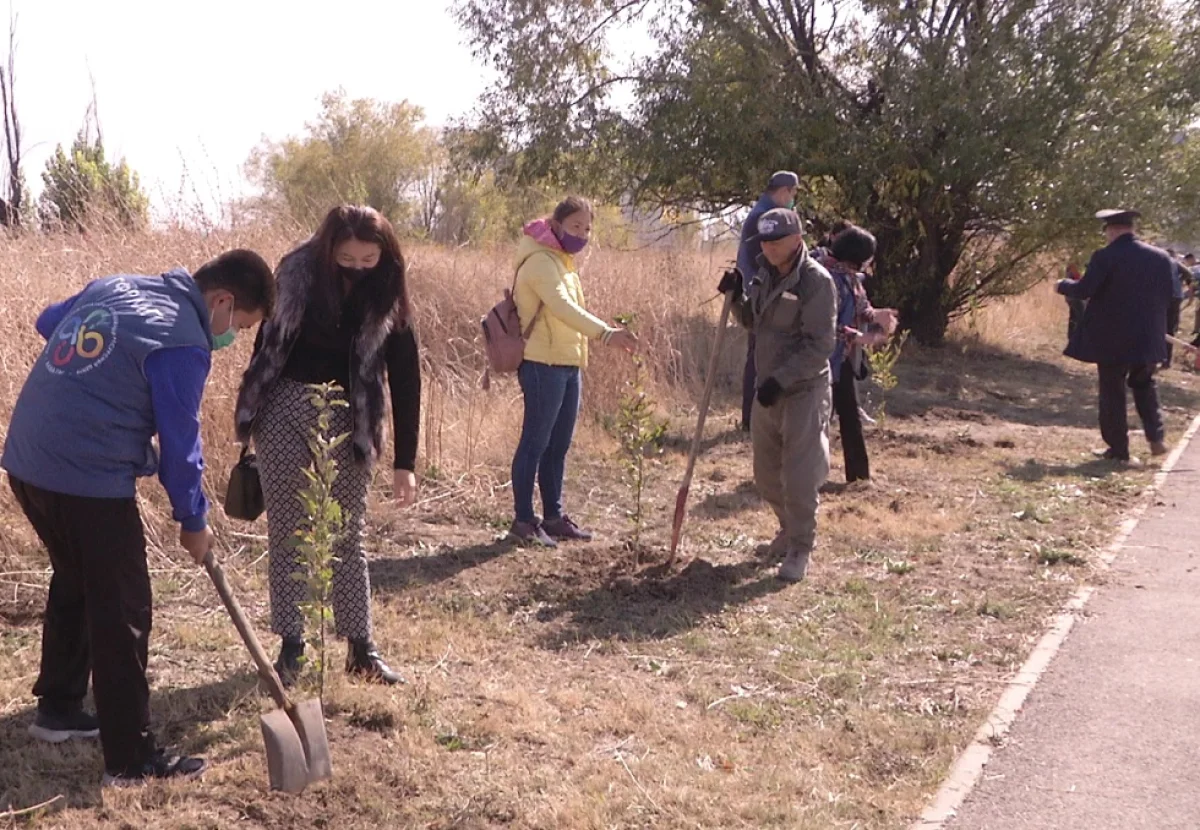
513 228 612 368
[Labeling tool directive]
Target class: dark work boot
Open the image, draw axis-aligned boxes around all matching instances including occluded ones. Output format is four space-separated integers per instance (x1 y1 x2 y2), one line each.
274 637 305 689
346 640 405 685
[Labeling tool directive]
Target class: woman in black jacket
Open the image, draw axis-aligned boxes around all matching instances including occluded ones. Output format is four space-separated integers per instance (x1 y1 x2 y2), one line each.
235 205 421 686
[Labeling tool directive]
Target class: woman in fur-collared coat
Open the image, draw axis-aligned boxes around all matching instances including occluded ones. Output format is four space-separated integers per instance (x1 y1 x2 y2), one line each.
234 205 421 686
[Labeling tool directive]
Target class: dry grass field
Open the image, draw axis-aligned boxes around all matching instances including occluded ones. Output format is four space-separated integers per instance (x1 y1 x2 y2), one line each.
1 228 1197 829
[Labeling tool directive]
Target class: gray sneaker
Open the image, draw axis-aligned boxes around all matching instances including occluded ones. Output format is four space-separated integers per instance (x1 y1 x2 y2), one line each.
509 519 558 548
778 550 811 583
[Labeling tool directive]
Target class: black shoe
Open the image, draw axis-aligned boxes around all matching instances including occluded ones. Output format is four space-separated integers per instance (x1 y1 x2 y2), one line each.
346 640 405 685
274 637 305 689
28 704 100 743
1092 447 1141 466
508 519 558 548
101 748 207 788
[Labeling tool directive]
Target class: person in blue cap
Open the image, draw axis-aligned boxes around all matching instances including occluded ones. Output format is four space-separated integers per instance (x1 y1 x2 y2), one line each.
2 250 275 786
1057 209 1172 463
736 170 800 432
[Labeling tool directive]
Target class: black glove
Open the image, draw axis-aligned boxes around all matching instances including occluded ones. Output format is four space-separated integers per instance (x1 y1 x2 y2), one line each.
1055 279 1073 296
717 268 742 296
756 377 783 408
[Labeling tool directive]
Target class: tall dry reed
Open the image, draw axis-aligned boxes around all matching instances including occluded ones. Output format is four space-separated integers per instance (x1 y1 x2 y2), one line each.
0 227 742 568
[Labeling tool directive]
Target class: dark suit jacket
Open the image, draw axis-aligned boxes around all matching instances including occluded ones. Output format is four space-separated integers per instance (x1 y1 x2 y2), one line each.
1059 234 1173 366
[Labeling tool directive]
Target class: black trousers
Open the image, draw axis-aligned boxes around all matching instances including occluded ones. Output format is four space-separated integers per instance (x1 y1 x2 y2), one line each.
1166 298 1182 364
1097 364 1164 458
832 368 870 482
742 333 757 428
10 477 155 775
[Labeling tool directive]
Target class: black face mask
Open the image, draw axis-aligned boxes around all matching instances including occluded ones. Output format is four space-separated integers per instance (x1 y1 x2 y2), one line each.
337 264 377 283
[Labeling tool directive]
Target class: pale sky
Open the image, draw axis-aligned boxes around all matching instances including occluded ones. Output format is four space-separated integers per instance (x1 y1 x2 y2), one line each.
11 0 493 219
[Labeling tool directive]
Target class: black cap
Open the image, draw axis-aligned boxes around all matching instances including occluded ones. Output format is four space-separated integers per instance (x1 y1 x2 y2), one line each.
1095 208 1141 226
754 208 803 241
767 170 799 190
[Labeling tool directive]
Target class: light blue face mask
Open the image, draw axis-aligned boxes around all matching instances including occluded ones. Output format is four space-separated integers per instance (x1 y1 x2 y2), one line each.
211 302 236 351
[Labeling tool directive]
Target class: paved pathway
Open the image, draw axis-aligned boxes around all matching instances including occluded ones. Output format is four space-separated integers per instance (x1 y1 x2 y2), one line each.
945 436 1200 829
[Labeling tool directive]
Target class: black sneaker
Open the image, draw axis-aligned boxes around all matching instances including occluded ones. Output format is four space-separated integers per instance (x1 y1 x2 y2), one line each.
346 640 405 685
28 705 100 743
101 748 207 788
274 637 305 689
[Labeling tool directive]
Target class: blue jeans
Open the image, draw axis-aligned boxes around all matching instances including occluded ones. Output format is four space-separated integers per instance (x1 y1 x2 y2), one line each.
512 361 581 524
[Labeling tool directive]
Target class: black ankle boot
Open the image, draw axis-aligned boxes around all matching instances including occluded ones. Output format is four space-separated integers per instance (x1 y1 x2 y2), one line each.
345 640 404 685
274 638 305 688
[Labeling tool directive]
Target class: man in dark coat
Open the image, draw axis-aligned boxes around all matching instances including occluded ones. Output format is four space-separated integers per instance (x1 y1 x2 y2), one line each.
1057 209 1174 462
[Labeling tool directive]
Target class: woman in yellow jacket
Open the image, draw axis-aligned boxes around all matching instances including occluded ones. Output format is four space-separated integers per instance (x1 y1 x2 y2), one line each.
509 197 638 545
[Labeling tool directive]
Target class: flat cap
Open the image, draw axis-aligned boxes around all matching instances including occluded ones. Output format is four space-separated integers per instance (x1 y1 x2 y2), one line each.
754 207 803 241
1095 208 1141 225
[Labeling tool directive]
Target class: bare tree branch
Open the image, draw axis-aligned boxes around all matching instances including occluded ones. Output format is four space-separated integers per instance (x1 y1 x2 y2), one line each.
0 9 22 227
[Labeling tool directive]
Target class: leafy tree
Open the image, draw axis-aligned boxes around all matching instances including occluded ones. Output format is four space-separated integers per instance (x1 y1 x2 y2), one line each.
39 127 148 232
247 89 440 228
456 0 1200 344
434 172 561 245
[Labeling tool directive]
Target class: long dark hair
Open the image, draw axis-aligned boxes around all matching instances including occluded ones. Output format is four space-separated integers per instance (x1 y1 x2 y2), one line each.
311 205 410 325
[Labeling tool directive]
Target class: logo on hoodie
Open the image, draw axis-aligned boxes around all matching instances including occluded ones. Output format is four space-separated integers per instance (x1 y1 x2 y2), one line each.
47 304 118 375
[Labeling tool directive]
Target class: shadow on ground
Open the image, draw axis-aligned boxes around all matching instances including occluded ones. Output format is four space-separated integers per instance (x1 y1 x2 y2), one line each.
886 342 1200 430
532 554 786 647
1005 457 1159 482
0 672 257 811
369 541 513 593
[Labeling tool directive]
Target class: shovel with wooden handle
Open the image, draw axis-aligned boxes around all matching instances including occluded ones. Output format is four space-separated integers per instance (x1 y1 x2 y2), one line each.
203 551 333 793
668 289 736 566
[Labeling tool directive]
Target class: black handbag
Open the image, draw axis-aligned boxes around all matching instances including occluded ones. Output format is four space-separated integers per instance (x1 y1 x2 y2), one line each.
854 351 872 382
224 446 264 521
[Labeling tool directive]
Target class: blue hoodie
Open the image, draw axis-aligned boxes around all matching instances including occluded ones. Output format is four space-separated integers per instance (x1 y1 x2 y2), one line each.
2 269 213 531
737 194 778 280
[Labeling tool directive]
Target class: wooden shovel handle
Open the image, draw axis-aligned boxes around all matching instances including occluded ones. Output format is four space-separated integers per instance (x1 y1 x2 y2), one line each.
204 551 292 710
682 290 736 492
668 290 736 564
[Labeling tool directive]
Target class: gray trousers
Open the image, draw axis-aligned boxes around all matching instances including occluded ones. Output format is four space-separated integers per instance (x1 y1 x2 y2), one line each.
255 378 373 642
751 381 832 554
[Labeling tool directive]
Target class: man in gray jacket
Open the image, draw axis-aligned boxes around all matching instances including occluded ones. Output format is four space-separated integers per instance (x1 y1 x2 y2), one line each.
718 208 837 581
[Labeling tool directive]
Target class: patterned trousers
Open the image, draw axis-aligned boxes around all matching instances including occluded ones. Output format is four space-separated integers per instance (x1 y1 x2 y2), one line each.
255 378 374 642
